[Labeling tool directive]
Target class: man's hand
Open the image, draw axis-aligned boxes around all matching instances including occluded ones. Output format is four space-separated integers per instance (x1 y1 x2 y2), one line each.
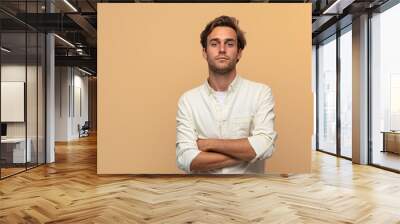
191 139 243 172
196 138 256 162
190 151 242 172
196 139 214 152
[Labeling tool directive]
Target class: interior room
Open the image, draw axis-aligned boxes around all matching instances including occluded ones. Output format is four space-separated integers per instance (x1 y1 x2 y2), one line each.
0 0 399 223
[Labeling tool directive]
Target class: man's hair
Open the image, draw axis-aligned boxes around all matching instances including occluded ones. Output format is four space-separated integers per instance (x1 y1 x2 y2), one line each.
200 15 246 50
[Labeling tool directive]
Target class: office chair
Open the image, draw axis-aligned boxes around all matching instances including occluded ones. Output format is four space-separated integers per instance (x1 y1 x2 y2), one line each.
79 121 90 138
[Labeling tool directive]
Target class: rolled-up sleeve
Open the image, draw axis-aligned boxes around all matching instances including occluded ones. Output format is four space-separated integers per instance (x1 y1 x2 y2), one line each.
176 95 200 173
248 86 277 163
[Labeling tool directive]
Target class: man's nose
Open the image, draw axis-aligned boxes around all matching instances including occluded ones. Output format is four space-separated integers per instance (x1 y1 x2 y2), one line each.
219 44 226 53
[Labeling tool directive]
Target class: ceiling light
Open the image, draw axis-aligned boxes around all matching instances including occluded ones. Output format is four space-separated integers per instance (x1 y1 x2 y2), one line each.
78 67 93 76
76 48 85 55
1 47 11 53
63 0 78 12
54 34 75 48
322 0 355 15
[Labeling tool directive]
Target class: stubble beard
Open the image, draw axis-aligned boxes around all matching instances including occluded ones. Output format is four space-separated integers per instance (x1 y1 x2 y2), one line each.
208 58 237 76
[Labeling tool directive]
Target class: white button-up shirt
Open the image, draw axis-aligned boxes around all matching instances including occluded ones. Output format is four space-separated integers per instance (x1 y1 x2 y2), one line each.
176 75 277 174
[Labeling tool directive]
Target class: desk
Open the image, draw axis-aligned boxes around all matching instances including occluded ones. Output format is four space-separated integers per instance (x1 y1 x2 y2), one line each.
381 131 400 154
1 138 31 163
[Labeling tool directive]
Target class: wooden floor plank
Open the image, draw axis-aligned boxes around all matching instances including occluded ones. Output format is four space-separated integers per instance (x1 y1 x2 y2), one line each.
0 134 400 223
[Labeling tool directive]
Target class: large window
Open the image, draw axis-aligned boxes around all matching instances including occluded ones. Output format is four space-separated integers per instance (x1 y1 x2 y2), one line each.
317 35 337 154
339 27 352 158
371 3 400 171
316 26 353 159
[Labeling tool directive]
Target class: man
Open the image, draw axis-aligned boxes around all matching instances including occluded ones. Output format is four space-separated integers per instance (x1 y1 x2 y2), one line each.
176 15 277 174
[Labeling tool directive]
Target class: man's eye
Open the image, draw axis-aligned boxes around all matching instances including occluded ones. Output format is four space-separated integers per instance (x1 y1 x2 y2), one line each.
210 43 217 47
227 43 234 47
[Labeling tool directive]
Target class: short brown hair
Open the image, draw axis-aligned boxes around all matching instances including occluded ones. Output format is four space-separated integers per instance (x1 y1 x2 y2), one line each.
200 15 246 50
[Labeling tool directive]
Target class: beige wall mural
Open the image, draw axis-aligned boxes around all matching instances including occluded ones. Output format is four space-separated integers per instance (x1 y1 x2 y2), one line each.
98 3 312 174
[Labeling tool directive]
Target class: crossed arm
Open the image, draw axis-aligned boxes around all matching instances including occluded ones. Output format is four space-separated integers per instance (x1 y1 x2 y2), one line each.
189 139 257 172
176 86 276 173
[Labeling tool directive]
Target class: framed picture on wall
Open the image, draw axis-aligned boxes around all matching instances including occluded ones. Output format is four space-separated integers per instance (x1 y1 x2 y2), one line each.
1 81 25 122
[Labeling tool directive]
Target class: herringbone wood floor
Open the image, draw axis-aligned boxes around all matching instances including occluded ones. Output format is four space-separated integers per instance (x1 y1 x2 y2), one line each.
1 134 400 224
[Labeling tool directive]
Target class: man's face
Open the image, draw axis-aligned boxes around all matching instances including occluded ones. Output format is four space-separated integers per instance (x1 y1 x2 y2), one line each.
202 26 242 75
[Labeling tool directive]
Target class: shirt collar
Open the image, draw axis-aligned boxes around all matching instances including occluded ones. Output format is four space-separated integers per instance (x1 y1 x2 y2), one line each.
204 75 242 95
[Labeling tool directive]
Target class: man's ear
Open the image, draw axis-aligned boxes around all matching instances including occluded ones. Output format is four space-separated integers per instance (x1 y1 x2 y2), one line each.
202 48 207 60
236 49 242 62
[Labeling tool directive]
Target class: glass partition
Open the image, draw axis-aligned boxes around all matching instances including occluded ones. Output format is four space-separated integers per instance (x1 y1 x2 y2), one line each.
0 1 46 179
27 30 38 169
1 31 28 177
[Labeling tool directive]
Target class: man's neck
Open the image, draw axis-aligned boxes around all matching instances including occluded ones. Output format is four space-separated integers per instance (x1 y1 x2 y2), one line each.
208 70 237 92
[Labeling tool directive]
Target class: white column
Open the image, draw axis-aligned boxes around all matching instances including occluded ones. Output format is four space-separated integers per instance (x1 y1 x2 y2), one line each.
46 32 55 163
352 14 369 164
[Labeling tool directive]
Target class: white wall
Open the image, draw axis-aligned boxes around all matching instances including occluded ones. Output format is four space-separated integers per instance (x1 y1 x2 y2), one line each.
72 72 89 138
55 67 89 141
55 66 70 141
